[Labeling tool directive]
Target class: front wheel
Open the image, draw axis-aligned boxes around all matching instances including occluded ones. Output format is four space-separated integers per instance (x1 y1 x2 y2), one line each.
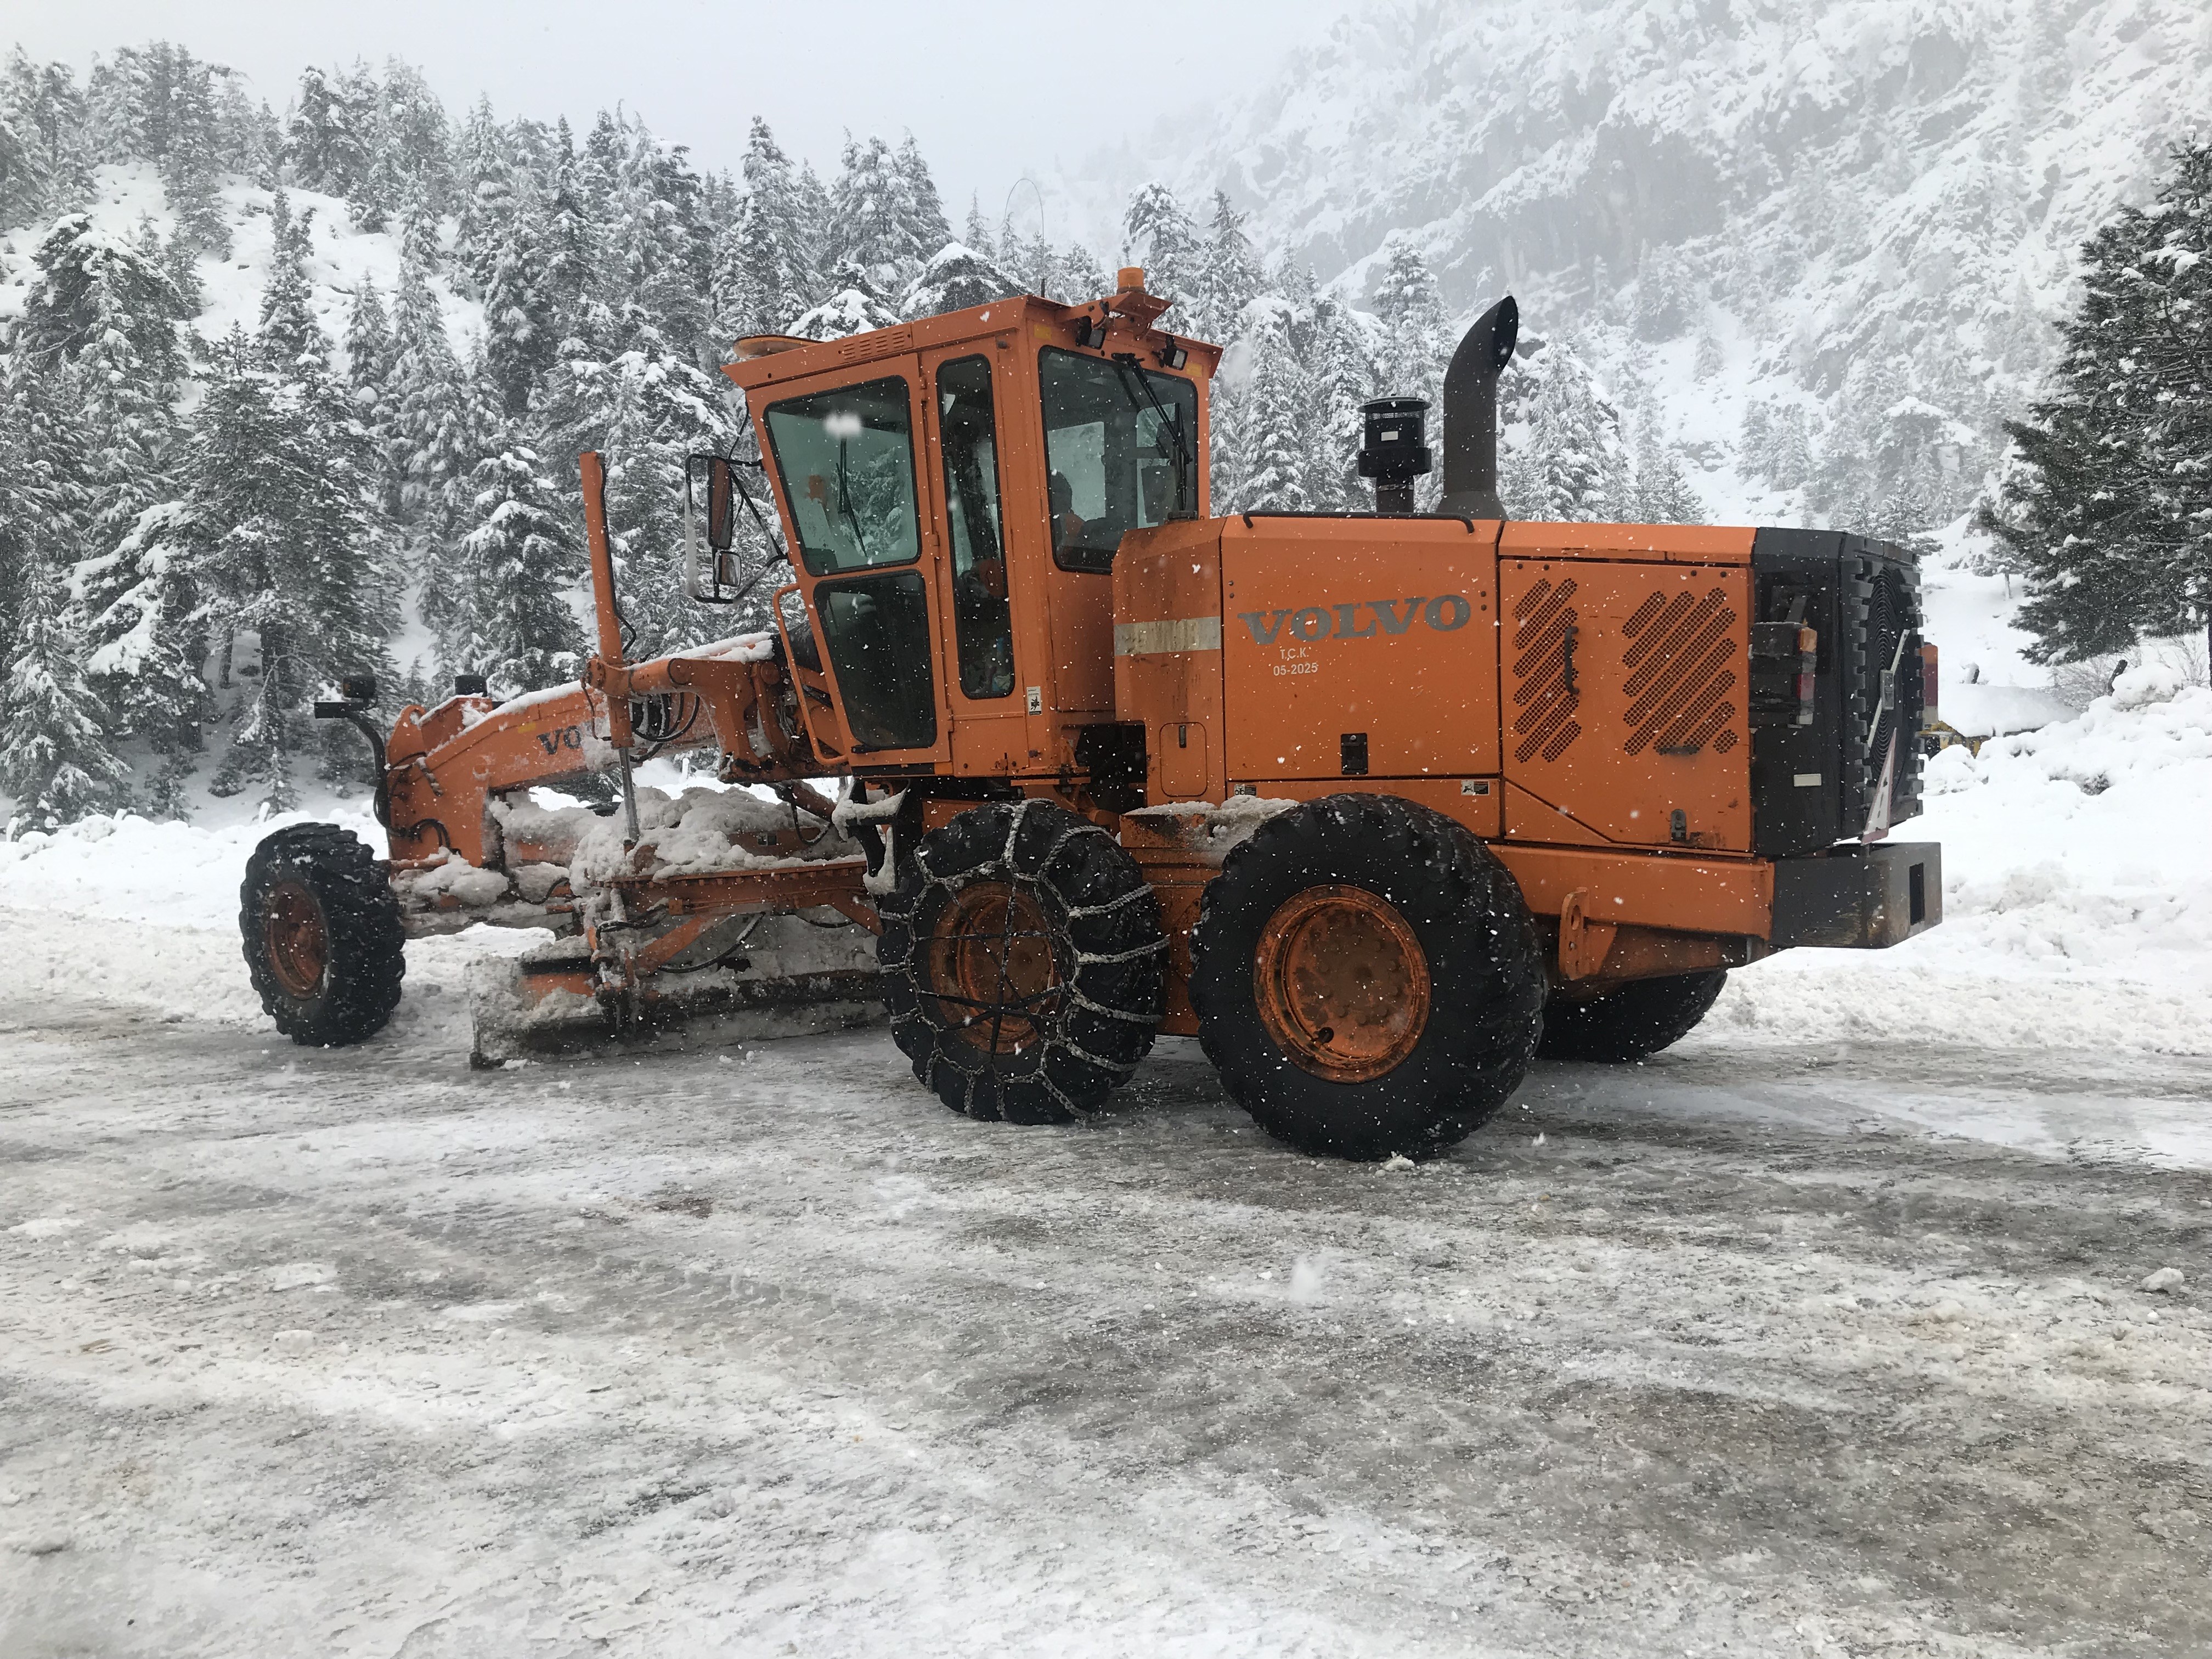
1190 794 1545 1161
878 799 1165 1125
240 824 406 1046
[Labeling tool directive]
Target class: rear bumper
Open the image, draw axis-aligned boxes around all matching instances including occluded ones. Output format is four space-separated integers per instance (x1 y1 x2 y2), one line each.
1770 841 1940 949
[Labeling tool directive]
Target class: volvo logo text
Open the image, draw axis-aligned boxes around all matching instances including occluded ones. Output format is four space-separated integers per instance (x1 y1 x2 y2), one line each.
1238 595 1471 645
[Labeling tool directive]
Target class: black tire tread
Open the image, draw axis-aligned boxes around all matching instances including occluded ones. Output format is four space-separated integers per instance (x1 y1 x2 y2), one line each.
878 799 1165 1126
239 823 406 1047
1189 793 1545 1161
1538 970 1728 1063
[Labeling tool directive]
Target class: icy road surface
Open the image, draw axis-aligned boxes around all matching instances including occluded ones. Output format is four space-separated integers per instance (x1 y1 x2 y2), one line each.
3 992 2208 1657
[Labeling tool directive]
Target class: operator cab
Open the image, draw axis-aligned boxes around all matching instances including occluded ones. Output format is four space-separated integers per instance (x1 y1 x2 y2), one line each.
723 269 1216 779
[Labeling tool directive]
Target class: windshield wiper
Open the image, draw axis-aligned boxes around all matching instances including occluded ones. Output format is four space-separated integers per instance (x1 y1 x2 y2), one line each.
1108 353 1192 515
835 441 874 562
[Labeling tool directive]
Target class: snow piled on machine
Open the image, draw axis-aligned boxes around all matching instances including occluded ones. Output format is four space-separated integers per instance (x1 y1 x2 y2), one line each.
526 785 858 885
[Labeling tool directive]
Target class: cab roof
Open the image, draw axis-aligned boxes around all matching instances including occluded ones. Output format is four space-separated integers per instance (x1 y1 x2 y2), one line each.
720 285 1222 394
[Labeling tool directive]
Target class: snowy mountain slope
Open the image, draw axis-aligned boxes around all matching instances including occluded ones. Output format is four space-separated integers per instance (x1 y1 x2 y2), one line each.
1042 0 2212 729
1072 0 2210 348
0 162 483 375
1058 0 2211 533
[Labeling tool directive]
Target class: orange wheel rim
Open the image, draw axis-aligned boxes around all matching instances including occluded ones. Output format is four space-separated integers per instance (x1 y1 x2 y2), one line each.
263 879 329 998
1253 884 1430 1082
923 879 1064 1053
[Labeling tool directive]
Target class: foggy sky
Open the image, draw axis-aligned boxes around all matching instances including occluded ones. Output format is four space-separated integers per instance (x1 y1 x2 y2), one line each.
11 1 1349 232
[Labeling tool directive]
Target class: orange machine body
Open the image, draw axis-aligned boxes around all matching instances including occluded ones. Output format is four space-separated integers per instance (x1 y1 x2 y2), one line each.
368 275 1932 1035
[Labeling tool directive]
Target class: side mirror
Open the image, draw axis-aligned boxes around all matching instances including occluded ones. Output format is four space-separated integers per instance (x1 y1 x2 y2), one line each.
706 457 737 553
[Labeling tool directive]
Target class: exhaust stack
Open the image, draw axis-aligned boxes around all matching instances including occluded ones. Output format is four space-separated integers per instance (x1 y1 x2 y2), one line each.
1436 295 1519 520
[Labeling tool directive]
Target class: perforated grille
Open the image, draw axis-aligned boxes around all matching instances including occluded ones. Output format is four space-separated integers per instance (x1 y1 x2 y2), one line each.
1621 586 1740 757
837 325 912 362
1510 575 1582 764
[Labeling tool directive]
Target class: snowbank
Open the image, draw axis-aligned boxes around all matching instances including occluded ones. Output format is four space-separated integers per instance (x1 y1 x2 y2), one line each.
1700 674 2212 1054
0 808 528 1045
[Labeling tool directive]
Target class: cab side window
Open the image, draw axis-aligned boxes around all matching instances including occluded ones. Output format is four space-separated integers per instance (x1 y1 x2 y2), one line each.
936 357 1014 699
1039 347 1198 572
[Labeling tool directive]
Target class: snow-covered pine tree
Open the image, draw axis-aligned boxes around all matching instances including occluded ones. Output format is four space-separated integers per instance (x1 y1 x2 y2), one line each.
343 278 402 519
1633 245 1692 341
549 304 737 658
961 196 997 262
213 74 279 188
543 121 599 338
388 252 482 597
1501 345 1626 521
795 159 832 283
288 64 371 205
331 60 392 229
1810 356 1907 521
16 212 187 386
1630 437 1707 526
1985 139 2212 664
708 122 795 345
900 242 1020 320
787 261 901 340
451 94 509 296
257 190 327 376
0 102 42 229
1233 304 1316 514
1194 190 1259 346
1769 406 1815 493
615 119 712 362
1372 235 1446 408
191 326 388 808
0 543 132 828
482 159 556 415
1058 243 1109 306
827 134 918 297
159 57 229 256
66 227 195 743
450 421 585 696
1121 183 1199 315
893 135 951 275
2 49 84 223
994 211 1056 300
13 216 182 736
1306 292 1376 510
0 352 93 677
379 59 452 215
397 170 444 276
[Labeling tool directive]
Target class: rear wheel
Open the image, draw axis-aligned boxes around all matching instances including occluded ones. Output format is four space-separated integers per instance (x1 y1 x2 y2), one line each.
879 799 1165 1124
1190 794 1544 1161
1538 970 1727 1063
240 824 406 1046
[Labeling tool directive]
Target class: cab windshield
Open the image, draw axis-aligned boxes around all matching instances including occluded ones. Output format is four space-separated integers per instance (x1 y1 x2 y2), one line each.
762 376 919 576
1039 348 1198 572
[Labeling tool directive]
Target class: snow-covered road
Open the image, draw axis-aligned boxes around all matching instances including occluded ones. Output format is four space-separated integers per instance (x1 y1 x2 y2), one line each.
4 985 2208 1657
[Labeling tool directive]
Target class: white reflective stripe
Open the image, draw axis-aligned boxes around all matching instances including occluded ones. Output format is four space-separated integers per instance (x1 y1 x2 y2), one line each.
1113 616 1223 656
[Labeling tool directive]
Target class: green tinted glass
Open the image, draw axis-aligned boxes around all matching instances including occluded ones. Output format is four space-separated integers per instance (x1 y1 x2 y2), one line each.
764 376 921 576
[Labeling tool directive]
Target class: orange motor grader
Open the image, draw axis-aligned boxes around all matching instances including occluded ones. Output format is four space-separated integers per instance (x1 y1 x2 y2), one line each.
240 268 1939 1160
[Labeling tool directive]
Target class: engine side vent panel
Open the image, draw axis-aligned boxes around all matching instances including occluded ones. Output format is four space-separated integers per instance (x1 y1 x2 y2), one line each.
1621 586 1739 758
1500 557 1752 854
1510 575 1581 765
